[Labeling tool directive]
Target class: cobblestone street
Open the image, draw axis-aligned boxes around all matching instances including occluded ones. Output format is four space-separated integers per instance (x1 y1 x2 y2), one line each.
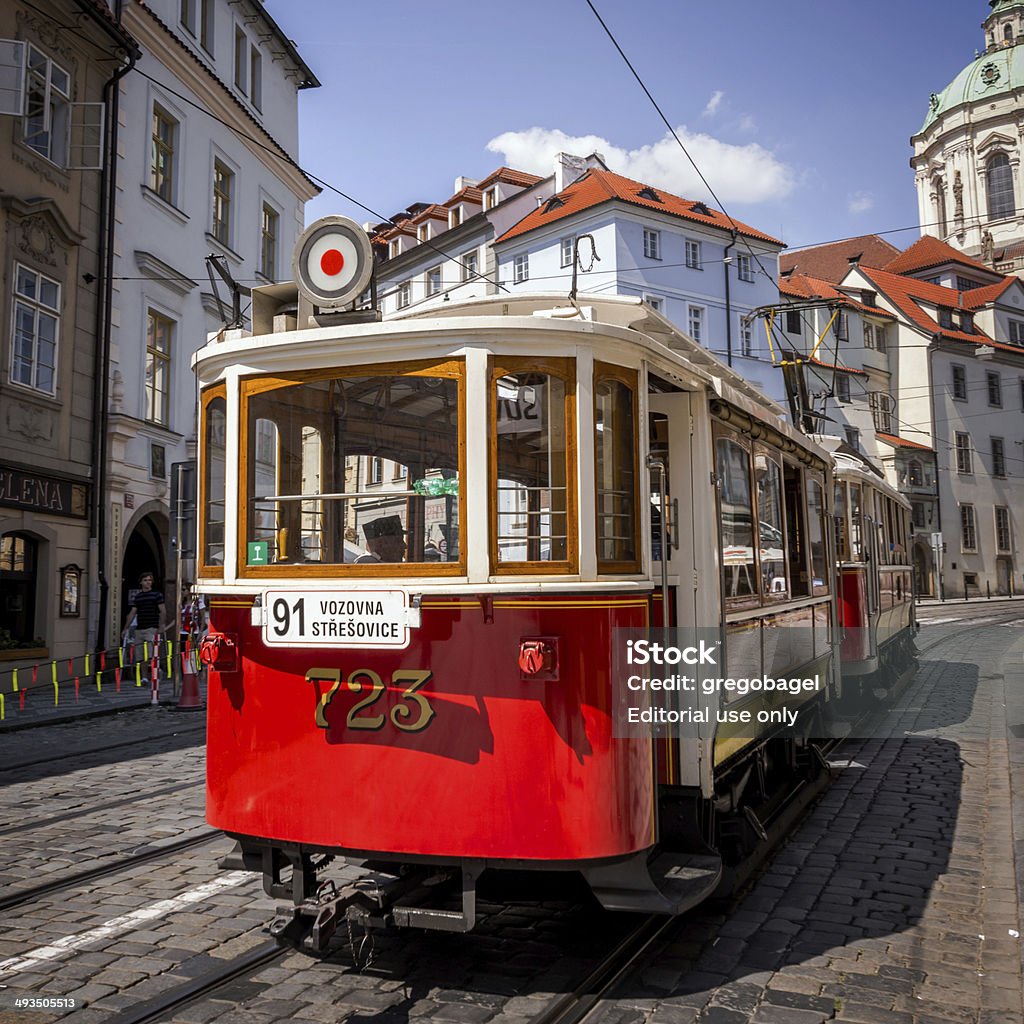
0 612 1021 1024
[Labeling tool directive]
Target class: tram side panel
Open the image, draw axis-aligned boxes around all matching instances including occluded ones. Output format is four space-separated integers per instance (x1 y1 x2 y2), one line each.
205 593 656 864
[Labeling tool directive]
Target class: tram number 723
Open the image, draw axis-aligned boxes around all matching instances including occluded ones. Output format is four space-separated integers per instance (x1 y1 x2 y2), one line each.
305 667 435 733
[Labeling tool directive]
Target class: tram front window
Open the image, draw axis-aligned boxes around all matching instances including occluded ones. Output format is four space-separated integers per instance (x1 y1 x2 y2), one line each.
492 358 575 568
239 361 463 570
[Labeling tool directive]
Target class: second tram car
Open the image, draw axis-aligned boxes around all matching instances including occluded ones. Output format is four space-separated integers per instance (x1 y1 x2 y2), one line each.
193 253 908 946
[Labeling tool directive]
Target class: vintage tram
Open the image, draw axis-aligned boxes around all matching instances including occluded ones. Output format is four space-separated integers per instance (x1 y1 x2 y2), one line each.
193 219 895 947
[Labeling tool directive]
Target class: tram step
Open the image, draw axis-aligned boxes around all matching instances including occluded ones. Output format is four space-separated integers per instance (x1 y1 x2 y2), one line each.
586 851 722 915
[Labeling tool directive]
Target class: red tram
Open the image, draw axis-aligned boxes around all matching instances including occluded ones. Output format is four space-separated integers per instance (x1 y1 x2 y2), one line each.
193 219 910 947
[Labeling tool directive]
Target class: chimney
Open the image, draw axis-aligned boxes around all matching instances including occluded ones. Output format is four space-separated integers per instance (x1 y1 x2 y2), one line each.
554 152 588 193
453 176 479 193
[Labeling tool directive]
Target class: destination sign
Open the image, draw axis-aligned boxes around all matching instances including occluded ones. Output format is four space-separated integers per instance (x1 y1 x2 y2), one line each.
261 590 416 649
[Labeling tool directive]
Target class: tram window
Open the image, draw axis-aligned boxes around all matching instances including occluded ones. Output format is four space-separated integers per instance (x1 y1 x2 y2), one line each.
201 390 226 572
595 366 639 571
715 435 757 602
807 478 829 596
833 482 848 562
849 483 863 561
649 412 669 562
492 358 576 569
783 463 809 598
754 451 786 599
240 361 463 572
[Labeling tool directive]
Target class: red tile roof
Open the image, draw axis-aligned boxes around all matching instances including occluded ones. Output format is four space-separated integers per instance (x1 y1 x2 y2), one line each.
780 273 896 319
882 235 998 277
779 235 901 283
876 433 934 451
495 168 783 247
960 278 1015 309
445 186 483 208
475 167 545 191
856 266 1024 351
805 356 868 377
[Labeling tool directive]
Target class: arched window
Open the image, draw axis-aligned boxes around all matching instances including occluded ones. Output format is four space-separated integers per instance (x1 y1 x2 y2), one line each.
908 459 923 486
0 532 39 648
1004 23 1014 43
987 153 1016 220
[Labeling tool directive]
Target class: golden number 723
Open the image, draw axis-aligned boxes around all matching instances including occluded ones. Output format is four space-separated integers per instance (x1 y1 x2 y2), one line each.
305 668 435 733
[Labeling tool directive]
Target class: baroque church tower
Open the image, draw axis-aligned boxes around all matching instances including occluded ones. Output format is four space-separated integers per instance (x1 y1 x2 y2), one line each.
911 0 1024 276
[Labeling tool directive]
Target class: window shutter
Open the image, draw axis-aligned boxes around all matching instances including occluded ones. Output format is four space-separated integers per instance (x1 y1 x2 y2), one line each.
67 102 104 170
0 40 26 116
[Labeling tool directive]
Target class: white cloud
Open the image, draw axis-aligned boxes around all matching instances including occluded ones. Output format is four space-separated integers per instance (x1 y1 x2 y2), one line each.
703 91 724 116
848 191 874 215
486 126 794 205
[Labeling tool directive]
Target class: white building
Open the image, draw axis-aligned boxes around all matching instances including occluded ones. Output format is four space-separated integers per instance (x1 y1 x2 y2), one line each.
912 0 1024 275
103 0 319 641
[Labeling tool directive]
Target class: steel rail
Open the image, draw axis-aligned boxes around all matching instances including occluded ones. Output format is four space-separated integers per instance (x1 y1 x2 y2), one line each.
0 829 222 914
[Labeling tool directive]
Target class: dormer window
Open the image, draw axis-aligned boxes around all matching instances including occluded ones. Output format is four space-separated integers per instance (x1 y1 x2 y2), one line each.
637 186 662 202
959 312 974 334
449 206 462 229
542 195 565 214
484 186 499 210
389 238 402 260
690 201 711 216
938 308 954 329
417 223 430 243
861 290 876 307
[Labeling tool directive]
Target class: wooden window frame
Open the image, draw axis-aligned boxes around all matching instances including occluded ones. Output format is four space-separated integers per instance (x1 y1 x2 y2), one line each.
489 355 578 575
238 359 467 579
199 383 227 579
594 363 640 574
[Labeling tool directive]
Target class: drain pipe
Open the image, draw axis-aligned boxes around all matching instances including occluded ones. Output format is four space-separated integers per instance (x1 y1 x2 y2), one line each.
723 231 737 368
89 15 139 651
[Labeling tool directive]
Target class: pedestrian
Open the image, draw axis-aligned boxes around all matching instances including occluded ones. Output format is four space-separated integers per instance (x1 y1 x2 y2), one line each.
356 516 406 563
123 571 167 660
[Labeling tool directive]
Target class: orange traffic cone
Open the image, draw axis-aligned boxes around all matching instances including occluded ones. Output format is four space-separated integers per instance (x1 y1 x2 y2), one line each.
173 641 205 711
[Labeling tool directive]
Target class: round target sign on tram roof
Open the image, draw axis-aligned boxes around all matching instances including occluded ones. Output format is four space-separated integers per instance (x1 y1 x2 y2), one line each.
292 216 374 309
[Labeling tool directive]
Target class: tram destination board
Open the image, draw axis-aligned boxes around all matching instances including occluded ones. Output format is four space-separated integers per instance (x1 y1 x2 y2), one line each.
261 590 415 648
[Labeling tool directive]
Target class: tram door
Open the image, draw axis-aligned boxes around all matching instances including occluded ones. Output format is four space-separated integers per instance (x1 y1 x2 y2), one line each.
648 388 707 792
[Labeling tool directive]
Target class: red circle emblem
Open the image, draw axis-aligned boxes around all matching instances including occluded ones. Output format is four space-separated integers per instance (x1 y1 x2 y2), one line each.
320 249 344 276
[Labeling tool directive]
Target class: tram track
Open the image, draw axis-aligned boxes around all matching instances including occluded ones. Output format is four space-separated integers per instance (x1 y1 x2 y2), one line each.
0 779 205 838
0 722 206 773
0 828 222 914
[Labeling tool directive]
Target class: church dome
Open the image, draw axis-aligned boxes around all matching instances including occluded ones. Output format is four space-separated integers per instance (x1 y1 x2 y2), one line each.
919 40 1024 132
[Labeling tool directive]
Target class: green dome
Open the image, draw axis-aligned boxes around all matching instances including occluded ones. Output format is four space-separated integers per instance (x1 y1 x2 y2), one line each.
919 41 1024 132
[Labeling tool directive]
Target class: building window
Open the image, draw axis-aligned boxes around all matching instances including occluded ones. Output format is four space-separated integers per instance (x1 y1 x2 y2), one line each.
560 236 576 268
150 105 178 205
844 426 861 451
212 160 233 246
785 309 801 335
864 322 875 350
200 0 213 50
996 507 1012 553
737 253 755 282
388 238 402 260
11 263 60 395
484 186 499 210
987 153 1016 220
369 457 383 485
513 253 529 284
875 325 887 352
912 502 926 529
960 312 975 334
740 322 754 357
833 312 849 340
908 459 923 486
449 206 462 229
181 0 196 33
0 532 38 648
643 228 661 260
836 374 851 403
955 431 972 474
426 266 442 296
987 371 1002 406
870 391 893 433
956 276 976 293
233 26 247 95
417 223 430 243
992 436 1006 477
151 442 166 480
146 310 173 425
643 295 663 313
23 45 70 165
960 504 977 551
250 44 262 110
461 249 478 281
952 364 967 400
688 305 704 344
685 239 702 270
1010 320 1024 345
938 308 954 329
260 203 278 280
396 281 411 309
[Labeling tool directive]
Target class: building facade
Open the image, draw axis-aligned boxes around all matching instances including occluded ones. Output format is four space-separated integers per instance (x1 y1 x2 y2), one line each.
102 0 319 643
0 1 137 664
912 0 1024 275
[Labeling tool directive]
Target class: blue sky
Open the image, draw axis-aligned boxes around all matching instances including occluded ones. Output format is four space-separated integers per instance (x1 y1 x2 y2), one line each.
268 0 988 254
